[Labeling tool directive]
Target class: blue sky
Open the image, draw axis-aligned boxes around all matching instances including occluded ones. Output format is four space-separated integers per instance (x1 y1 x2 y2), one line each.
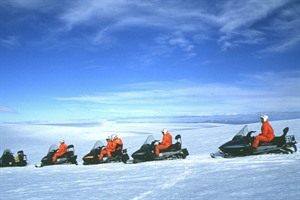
0 0 299 123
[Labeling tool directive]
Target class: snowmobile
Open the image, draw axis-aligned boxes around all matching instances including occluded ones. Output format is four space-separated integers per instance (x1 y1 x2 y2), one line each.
131 134 189 163
82 140 129 164
0 149 27 167
35 144 78 167
210 125 297 158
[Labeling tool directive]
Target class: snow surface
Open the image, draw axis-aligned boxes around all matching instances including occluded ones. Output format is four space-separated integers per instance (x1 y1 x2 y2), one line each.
1 119 299 200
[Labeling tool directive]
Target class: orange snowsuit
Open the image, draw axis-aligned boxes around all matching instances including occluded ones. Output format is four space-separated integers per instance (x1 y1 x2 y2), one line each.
155 133 172 156
99 140 114 160
112 138 123 152
252 121 274 148
52 143 68 162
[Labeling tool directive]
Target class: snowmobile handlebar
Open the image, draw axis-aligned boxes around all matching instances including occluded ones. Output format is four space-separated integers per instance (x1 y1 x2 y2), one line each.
245 131 256 143
246 131 256 137
151 140 160 146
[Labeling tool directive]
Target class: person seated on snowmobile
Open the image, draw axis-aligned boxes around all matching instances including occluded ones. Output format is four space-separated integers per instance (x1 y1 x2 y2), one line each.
252 114 275 149
155 128 172 157
1 149 15 166
52 140 68 163
14 150 27 166
111 134 123 153
99 136 114 161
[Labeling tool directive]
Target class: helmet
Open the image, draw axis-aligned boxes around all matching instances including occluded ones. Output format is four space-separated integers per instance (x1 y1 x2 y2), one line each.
260 114 268 122
106 136 111 140
111 134 117 140
60 140 65 144
161 128 168 134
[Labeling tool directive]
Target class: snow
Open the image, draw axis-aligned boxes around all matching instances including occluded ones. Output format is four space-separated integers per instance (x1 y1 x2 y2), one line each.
1 119 299 200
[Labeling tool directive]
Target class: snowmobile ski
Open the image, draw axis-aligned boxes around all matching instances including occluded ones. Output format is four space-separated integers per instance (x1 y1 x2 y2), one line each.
35 161 78 168
35 163 44 168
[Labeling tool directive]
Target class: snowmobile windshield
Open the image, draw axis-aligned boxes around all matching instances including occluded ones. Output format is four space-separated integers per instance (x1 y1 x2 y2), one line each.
2 149 12 155
92 140 104 149
48 144 58 153
144 135 156 145
232 125 248 141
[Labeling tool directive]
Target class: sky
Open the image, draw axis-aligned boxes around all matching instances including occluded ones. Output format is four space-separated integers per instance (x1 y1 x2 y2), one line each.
0 0 299 124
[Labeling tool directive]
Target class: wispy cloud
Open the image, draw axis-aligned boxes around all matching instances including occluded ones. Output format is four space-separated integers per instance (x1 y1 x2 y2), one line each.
58 0 299 56
54 71 300 118
257 2 300 54
0 36 19 48
2 0 298 55
260 35 300 54
0 105 17 113
215 0 296 51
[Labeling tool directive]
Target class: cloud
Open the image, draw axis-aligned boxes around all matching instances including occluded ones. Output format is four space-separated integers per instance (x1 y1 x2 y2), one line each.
54 71 300 118
57 0 299 55
215 0 293 51
155 32 195 54
0 0 60 13
2 0 298 55
258 4 300 54
0 36 19 48
260 35 300 54
0 0 44 9
0 105 17 113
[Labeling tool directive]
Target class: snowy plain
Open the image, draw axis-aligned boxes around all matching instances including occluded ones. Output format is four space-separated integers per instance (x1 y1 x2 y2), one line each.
0 119 299 200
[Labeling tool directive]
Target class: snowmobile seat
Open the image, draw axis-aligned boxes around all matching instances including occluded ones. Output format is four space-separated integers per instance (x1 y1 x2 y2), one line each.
16 150 26 161
260 127 289 147
258 137 277 147
161 142 181 152
259 137 285 147
17 150 24 154
116 143 123 151
259 141 274 146
160 134 182 152
175 134 181 140
111 144 123 156
15 150 27 166
270 136 285 147
66 145 75 157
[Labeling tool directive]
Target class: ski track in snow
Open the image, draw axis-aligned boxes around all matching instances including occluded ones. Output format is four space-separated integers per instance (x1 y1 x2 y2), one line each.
0 119 300 200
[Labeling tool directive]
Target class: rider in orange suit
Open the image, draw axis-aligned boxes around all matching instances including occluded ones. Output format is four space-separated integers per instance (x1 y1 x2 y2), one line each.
52 140 68 163
252 115 275 148
99 136 114 161
111 134 123 153
155 128 172 156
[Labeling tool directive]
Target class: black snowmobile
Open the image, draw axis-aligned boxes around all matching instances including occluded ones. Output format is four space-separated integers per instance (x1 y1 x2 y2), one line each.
35 144 78 167
0 149 27 167
210 125 297 158
131 134 189 163
82 140 129 165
